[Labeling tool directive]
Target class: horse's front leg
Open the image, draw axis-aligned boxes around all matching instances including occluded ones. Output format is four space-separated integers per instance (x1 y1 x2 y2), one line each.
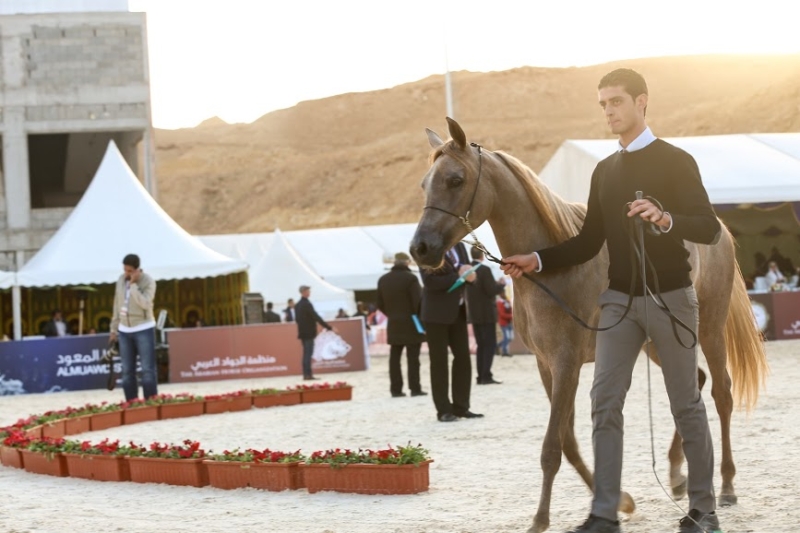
529 360 581 533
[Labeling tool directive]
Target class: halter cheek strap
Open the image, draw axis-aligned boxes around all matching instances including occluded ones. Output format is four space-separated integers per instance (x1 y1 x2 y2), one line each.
423 142 483 225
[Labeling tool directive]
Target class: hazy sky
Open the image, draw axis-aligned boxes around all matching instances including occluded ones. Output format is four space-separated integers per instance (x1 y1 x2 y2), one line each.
128 0 799 130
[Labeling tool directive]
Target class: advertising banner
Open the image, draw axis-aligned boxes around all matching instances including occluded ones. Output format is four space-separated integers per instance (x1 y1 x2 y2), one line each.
0 335 116 395
168 318 368 383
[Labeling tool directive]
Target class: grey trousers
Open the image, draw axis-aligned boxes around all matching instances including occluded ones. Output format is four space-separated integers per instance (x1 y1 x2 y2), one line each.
591 287 716 521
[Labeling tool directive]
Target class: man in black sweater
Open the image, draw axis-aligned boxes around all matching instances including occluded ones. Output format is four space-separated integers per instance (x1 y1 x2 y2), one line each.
295 285 333 380
502 69 722 533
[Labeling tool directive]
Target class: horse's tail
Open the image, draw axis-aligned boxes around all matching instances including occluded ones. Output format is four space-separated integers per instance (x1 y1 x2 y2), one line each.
724 262 769 410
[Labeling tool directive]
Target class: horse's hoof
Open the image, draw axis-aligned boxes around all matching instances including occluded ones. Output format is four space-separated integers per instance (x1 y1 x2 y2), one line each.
619 491 636 514
718 493 738 507
528 516 549 533
527 524 546 533
671 480 687 500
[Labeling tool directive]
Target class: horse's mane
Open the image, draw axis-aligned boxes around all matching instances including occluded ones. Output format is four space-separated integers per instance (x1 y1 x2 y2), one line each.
430 141 584 244
493 150 585 244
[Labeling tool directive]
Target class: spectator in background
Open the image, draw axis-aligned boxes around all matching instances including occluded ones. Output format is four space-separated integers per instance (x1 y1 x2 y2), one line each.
284 298 296 322
43 309 68 338
263 302 282 323
421 242 482 422
110 253 158 401
497 292 513 357
295 285 335 380
765 261 787 288
336 308 349 319
465 246 506 385
377 252 426 398
353 301 370 328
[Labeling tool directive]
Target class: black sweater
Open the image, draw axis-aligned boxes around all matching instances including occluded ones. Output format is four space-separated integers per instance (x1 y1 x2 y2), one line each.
537 139 721 294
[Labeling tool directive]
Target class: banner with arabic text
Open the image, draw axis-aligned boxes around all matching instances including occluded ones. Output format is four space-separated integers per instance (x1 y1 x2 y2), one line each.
167 319 368 383
0 335 117 395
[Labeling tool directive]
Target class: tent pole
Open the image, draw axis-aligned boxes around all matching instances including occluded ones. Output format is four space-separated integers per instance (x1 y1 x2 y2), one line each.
12 250 24 340
12 285 21 340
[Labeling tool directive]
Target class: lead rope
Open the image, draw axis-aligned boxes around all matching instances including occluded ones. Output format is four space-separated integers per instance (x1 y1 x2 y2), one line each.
634 192 709 532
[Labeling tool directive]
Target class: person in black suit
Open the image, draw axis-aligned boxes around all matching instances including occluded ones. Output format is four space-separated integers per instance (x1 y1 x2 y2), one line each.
284 298 296 322
263 302 282 323
466 246 507 385
295 286 333 380
42 309 68 338
420 242 483 422
377 252 427 398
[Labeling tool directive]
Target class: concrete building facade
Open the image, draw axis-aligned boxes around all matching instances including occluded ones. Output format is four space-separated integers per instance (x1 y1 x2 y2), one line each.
0 4 153 272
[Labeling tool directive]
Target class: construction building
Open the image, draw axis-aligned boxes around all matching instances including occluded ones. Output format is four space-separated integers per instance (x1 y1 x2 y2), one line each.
0 0 154 273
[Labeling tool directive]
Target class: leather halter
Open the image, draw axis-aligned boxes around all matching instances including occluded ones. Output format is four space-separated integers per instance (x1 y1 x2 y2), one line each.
423 142 483 226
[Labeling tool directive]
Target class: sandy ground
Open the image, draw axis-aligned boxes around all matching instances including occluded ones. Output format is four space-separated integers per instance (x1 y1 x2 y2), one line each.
1 340 796 533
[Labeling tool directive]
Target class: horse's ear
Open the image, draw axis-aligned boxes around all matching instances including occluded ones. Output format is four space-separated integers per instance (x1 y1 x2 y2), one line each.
425 128 444 149
446 117 467 150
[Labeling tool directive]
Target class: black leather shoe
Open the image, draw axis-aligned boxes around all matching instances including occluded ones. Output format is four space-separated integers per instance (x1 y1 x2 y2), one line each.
437 413 458 422
410 390 428 397
303 376 320 381
391 392 406 398
454 410 484 419
484 378 503 385
566 514 621 533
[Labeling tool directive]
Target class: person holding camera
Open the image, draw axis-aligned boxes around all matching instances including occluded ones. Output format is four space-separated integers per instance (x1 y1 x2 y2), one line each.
110 254 158 401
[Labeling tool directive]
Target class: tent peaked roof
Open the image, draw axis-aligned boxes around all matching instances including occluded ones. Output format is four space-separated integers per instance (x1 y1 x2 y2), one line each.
251 228 355 317
17 141 248 287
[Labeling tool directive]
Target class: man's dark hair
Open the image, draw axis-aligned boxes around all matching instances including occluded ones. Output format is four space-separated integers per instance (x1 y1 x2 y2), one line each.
52 309 61 318
266 302 273 310
598 68 648 100
123 254 140 269
470 246 484 261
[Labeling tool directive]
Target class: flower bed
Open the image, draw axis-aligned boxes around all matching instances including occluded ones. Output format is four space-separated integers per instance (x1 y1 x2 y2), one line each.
20 437 68 477
121 399 160 425
204 448 304 491
302 444 432 494
292 381 353 404
204 390 252 414
0 382 435 495
154 393 206 420
251 388 302 408
124 441 208 487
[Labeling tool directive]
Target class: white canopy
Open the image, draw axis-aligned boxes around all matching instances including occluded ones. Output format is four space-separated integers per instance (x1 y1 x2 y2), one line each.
287 226 387 290
0 271 16 290
16 142 248 287
200 222 508 292
539 133 800 205
250 229 356 319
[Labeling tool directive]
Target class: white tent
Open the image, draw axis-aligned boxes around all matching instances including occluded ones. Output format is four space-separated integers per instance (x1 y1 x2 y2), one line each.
0 271 16 290
287 226 387 290
251 229 356 319
201 222 509 292
539 133 800 205
16 142 248 287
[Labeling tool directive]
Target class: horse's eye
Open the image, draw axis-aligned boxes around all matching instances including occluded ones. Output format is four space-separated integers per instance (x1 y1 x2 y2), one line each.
447 176 464 188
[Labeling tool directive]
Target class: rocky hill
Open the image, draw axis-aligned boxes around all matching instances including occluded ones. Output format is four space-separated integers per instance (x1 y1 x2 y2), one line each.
154 54 800 234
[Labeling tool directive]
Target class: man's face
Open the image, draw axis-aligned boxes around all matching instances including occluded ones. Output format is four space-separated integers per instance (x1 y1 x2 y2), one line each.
301 289 310 299
54 312 62 321
288 299 294 307
598 85 647 136
123 264 136 279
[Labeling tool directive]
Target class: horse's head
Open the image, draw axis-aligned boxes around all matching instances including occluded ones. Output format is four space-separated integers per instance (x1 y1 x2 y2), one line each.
410 117 494 268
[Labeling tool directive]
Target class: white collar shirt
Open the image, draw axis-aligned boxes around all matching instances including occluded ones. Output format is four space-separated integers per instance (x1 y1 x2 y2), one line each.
618 126 657 152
